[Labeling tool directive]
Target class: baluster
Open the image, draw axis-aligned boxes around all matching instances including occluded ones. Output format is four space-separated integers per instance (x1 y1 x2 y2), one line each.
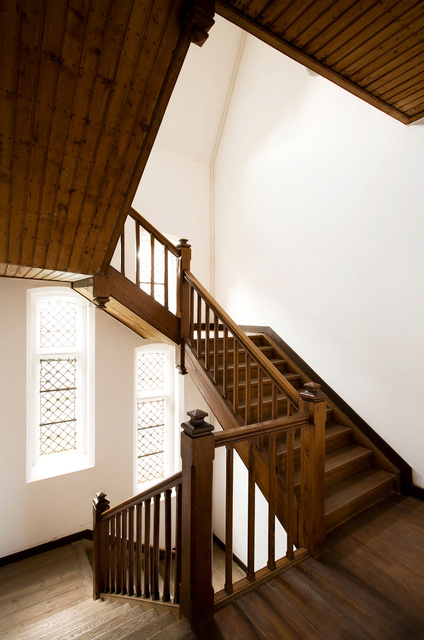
245 353 251 424
196 293 202 359
225 446 234 594
152 494 160 600
223 327 229 397
267 434 277 570
120 226 125 276
110 515 116 593
174 483 182 604
247 439 256 582
205 305 210 369
115 512 121 593
286 427 296 560
143 498 151 598
272 383 278 420
163 488 172 602
150 234 155 298
164 247 169 310
258 369 263 423
233 341 239 414
189 286 194 347
135 222 140 288
135 503 142 597
121 509 127 595
214 314 219 384
128 506 134 595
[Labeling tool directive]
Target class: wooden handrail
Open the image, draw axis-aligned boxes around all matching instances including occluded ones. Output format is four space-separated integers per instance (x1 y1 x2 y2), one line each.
129 207 180 257
99 472 182 520
214 412 310 447
184 270 301 409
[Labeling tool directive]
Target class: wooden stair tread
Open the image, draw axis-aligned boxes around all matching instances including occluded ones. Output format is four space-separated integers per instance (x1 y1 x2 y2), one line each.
325 468 395 527
324 445 371 472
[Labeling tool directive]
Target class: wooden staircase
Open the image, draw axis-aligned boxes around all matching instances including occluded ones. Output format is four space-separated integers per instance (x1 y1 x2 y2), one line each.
186 328 398 533
7 599 191 640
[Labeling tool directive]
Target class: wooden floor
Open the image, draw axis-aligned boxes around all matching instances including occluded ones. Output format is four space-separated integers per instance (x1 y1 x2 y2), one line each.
1 494 423 639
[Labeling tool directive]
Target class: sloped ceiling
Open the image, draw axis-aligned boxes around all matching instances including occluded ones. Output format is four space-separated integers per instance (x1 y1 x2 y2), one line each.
217 0 424 124
0 0 213 279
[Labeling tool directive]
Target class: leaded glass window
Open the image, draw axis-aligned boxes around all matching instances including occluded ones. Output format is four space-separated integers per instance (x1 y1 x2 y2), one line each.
135 347 175 489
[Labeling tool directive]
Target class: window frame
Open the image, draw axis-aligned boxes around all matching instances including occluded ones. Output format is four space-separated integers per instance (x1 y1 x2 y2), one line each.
134 344 179 493
26 287 94 482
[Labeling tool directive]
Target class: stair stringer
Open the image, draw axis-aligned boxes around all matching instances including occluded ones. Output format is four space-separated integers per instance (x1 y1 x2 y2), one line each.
184 343 300 545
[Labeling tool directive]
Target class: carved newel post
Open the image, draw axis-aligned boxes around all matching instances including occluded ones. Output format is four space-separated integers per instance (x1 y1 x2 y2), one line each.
176 239 191 375
180 410 215 629
92 491 110 599
299 382 327 557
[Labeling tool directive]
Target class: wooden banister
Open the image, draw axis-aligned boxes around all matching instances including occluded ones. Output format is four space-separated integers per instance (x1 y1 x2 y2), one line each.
129 208 180 257
214 413 310 447
184 270 301 408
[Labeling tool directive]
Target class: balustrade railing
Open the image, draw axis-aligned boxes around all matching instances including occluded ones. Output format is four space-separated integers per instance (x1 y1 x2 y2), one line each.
113 207 182 314
182 271 300 421
93 473 182 607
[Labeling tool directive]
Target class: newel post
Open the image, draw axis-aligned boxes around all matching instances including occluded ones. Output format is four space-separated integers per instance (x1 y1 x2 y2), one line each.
180 410 215 629
299 382 327 557
176 239 191 374
92 491 110 599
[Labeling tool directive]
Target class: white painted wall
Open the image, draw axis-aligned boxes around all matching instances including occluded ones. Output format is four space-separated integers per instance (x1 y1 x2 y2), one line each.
213 35 424 487
0 279 147 557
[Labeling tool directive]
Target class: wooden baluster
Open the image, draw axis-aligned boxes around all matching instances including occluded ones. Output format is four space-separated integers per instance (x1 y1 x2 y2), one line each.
150 234 155 298
272 383 278 420
115 512 121 593
286 427 296 560
152 494 160 600
225 446 234 594
247 439 256 582
180 410 214 629
135 221 140 288
267 434 276 570
110 515 116 593
135 503 142 597
174 483 182 605
120 226 125 276
163 488 172 602
258 369 263 424
121 509 127 595
189 286 194 348
299 382 327 557
196 293 202 359
214 313 219 384
245 353 251 424
128 506 134 596
93 492 110 599
143 498 151 598
233 341 239 414
164 247 169 310
176 239 191 374
223 327 229 397
205 305 210 369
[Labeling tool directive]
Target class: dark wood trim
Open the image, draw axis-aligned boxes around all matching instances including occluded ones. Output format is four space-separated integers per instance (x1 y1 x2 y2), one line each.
213 534 247 574
0 530 93 567
241 325 423 501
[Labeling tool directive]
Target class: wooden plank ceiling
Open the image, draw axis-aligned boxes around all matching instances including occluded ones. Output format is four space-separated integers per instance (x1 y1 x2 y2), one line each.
0 0 213 279
217 0 424 124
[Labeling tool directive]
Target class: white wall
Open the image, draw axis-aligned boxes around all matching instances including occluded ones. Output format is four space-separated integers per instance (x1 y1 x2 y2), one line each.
214 35 424 487
0 279 147 557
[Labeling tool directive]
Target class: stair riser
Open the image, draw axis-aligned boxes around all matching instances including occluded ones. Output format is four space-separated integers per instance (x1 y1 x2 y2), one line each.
214 362 288 386
325 479 394 531
325 454 372 488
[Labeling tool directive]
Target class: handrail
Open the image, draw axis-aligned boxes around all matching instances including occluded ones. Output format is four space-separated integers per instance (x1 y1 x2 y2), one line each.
99 472 182 519
129 207 180 257
184 270 301 409
214 412 309 447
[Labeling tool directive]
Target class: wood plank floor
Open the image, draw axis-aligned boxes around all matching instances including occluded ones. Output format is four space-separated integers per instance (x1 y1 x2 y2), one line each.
192 494 424 640
1 494 423 639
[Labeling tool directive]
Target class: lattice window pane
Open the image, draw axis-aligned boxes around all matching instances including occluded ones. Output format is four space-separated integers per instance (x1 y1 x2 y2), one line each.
39 358 77 455
40 299 77 348
137 399 164 484
137 352 165 394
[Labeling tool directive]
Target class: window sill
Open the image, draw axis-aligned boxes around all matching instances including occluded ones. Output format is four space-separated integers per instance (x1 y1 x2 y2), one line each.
27 451 94 483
